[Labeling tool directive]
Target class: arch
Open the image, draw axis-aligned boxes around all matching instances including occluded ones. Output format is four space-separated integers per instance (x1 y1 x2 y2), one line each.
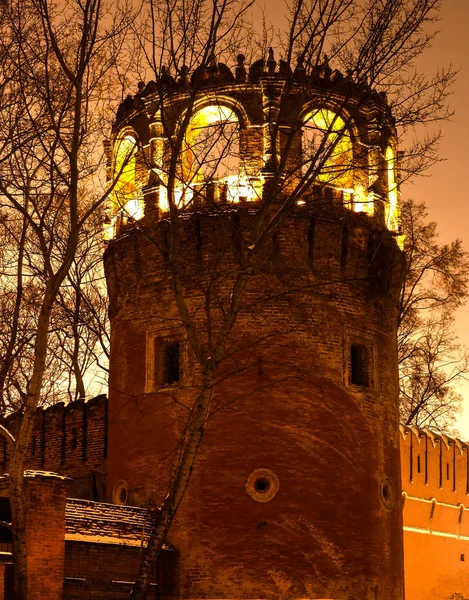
184 104 240 182
172 100 257 207
385 144 399 232
302 108 354 191
183 94 250 132
113 131 143 221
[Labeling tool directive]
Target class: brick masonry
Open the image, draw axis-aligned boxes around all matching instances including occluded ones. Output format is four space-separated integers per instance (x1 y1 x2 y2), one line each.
1 62 438 599
63 500 174 600
0 395 107 501
105 207 405 600
0 472 68 600
0 403 467 599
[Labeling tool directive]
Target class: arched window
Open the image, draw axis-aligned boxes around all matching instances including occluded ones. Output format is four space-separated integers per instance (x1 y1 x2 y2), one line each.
177 104 257 205
184 105 239 181
385 146 399 232
302 109 354 191
113 134 143 220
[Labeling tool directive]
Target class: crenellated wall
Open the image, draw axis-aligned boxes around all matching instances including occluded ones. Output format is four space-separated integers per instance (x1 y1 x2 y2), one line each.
0 397 467 599
400 424 469 600
0 395 107 501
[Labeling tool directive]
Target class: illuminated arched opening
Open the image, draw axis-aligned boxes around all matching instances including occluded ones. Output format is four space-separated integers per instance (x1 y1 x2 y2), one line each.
385 145 399 232
166 104 259 208
113 134 143 221
185 105 239 181
303 109 354 193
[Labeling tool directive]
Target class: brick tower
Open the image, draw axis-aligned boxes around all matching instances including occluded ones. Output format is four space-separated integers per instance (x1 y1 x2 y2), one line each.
104 52 405 599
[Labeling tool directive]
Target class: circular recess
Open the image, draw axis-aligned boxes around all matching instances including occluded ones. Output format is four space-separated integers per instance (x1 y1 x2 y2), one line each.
246 469 279 503
380 476 394 510
113 480 129 506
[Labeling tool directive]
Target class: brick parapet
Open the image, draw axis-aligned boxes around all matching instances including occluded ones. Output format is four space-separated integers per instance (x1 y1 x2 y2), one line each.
0 396 107 500
400 426 469 599
400 424 469 506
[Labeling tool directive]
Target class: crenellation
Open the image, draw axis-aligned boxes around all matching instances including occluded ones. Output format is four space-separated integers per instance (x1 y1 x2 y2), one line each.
0 396 107 501
400 424 469 504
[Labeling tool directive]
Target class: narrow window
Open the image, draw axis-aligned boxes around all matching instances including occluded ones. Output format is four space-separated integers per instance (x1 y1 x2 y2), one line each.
147 334 182 392
425 437 428 485
417 454 421 474
350 344 369 386
409 439 413 482
439 446 442 488
453 448 457 492
447 461 450 481
161 341 180 385
466 448 469 494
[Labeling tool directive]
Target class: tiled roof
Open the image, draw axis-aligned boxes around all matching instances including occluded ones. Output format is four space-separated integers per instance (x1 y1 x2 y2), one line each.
65 498 159 547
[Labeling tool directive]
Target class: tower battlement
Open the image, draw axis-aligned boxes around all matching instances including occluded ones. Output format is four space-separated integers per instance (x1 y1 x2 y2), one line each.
401 424 469 505
105 50 401 245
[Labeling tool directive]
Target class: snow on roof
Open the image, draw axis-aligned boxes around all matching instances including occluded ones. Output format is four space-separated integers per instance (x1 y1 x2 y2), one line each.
65 498 166 548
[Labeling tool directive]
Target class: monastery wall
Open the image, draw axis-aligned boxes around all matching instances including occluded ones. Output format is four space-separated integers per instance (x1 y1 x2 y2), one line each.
1 396 468 599
400 424 469 600
0 395 107 501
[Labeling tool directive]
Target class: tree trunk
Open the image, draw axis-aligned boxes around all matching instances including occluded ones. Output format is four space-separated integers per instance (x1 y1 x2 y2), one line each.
130 381 215 600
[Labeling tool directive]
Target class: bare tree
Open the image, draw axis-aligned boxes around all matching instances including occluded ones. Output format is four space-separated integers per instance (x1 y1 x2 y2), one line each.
51 211 110 402
398 199 469 432
0 205 109 410
0 0 133 596
100 1 459 598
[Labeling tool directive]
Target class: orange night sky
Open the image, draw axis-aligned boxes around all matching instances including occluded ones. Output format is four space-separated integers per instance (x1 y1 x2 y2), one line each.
266 0 469 436
406 0 469 437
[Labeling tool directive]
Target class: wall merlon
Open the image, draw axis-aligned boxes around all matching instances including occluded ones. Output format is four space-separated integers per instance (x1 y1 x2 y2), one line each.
401 423 469 506
0 396 107 501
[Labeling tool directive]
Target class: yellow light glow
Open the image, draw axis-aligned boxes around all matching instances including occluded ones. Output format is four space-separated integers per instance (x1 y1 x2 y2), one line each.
114 135 137 211
123 199 144 221
352 184 374 216
303 109 353 189
386 146 399 232
225 174 262 203
112 134 146 227
159 185 169 212
183 104 240 189
103 218 116 241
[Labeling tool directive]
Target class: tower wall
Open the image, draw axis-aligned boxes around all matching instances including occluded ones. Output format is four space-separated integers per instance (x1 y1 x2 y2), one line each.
105 205 404 599
105 64 405 599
